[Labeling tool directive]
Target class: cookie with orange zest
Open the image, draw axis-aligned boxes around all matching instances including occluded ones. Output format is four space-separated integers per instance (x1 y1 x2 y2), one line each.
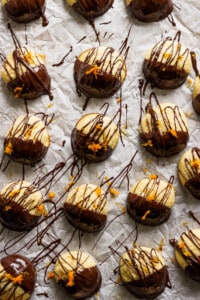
74 46 126 98
0 180 45 231
64 183 107 232
54 250 101 299
178 147 200 199
0 254 36 299
127 175 175 225
71 112 119 163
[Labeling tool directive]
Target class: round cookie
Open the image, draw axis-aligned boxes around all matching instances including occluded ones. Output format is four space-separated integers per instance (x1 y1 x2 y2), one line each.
178 147 200 199
66 0 113 21
139 102 189 157
54 250 102 299
143 38 192 89
2 0 46 24
192 76 200 114
125 0 173 22
172 228 200 282
0 254 36 299
119 246 170 299
127 175 175 225
64 183 107 232
71 113 119 163
1 47 52 100
74 46 127 98
4 114 50 165
0 180 46 231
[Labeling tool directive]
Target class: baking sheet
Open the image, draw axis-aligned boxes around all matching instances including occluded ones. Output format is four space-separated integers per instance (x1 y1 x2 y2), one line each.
0 0 200 299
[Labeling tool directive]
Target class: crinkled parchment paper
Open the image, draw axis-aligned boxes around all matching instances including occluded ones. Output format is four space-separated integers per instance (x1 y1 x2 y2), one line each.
0 0 200 299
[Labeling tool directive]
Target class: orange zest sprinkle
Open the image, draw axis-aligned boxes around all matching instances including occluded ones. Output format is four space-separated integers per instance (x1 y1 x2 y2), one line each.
14 86 23 98
178 241 185 250
4 205 12 211
4 142 13 155
142 140 153 147
88 142 102 153
169 129 178 138
9 189 20 198
67 271 75 287
141 210 151 220
5 273 23 284
48 192 56 199
47 272 55 279
109 188 120 196
95 187 102 196
164 53 171 59
25 52 34 64
152 256 159 264
190 159 200 168
147 193 156 201
37 204 48 216
85 64 100 79
148 174 157 180
25 129 32 139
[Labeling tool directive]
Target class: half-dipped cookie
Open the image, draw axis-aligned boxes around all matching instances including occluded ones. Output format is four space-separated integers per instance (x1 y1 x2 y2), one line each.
119 246 170 299
139 102 189 157
127 174 175 225
0 254 36 299
125 0 173 22
143 36 192 89
0 180 46 231
64 183 107 232
66 0 113 21
71 113 119 163
1 47 52 100
178 147 200 199
2 0 47 25
54 250 102 299
170 228 200 282
74 46 127 98
192 76 200 114
4 114 50 165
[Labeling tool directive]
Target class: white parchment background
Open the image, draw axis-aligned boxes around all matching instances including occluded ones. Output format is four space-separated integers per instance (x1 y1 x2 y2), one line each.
0 0 200 299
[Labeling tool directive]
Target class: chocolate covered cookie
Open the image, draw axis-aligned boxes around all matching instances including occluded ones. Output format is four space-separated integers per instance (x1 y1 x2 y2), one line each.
1 47 52 100
127 174 175 225
71 113 119 163
125 0 173 22
4 114 50 165
74 46 127 98
54 250 102 299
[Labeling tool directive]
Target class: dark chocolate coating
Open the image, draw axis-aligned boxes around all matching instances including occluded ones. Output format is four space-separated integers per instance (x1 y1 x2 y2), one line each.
192 94 200 114
127 193 171 225
3 49 52 100
64 202 107 232
3 0 46 24
123 266 169 299
0 181 42 231
143 59 188 89
71 127 113 163
140 130 189 157
57 265 102 299
72 0 114 20
74 47 125 99
0 254 36 297
4 136 48 165
127 0 173 22
140 103 189 157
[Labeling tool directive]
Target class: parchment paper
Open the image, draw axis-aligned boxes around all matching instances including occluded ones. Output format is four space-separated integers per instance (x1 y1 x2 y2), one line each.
0 1 200 299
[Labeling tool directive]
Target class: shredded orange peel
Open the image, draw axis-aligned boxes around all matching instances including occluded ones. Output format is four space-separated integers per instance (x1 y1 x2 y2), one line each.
4 141 13 155
85 64 101 79
67 271 75 287
5 273 23 284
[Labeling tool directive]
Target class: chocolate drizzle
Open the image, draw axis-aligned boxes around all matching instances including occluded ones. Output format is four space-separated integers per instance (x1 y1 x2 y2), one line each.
1 24 53 100
170 229 200 282
3 0 48 26
127 175 174 225
74 46 126 99
179 147 200 199
139 93 189 157
143 31 192 89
